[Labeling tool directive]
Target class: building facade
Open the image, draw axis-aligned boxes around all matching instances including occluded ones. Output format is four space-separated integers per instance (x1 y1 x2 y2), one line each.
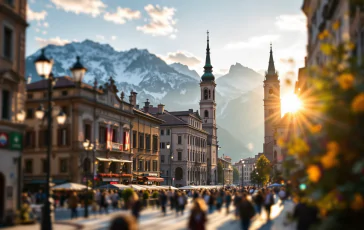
146 104 208 187
23 76 163 190
200 33 219 185
263 45 281 163
234 157 256 186
217 156 233 185
0 0 27 223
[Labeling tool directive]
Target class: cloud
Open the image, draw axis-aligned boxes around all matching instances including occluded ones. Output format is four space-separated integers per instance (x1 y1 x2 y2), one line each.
111 36 117 40
104 7 141 24
137 4 177 37
225 34 280 49
35 28 40 32
27 6 47 21
35 37 70 47
51 0 106 17
42 31 47 35
96 35 105 40
275 14 306 32
162 51 201 66
246 143 254 152
43 22 49 28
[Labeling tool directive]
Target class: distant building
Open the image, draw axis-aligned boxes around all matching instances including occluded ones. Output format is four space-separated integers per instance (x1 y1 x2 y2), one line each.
234 157 256 186
218 156 233 185
0 0 27 222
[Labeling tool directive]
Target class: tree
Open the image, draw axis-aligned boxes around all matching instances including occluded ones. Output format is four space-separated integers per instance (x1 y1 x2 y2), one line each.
233 167 239 184
217 161 223 184
254 154 271 186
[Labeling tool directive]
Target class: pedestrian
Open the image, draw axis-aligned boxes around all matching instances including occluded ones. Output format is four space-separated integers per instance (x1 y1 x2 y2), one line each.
264 189 275 222
233 191 242 219
216 192 223 212
100 192 109 214
131 192 142 220
293 193 319 230
278 187 286 206
112 190 119 210
188 198 207 230
159 190 168 216
225 191 232 215
177 191 187 215
109 214 138 230
239 193 255 230
253 190 264 215
68 192 79 219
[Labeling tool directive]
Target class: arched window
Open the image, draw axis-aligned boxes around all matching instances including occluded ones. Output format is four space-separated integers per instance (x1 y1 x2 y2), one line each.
109 162 117 173
175 167 183 180
97 161 104 173
83 158 91 173
209 90 211 98
204 89 208 100
204 110 209 118
213 90 215 100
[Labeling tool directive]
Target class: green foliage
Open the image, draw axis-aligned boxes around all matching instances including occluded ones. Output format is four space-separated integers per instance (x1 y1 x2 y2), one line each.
143 191 150 200
122 188 134 203
152 191 159 198
217 161 223 183
255 155 271 186
233 167 240 184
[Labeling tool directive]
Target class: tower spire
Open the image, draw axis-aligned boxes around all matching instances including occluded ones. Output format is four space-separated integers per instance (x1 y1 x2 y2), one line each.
201 30 215 81
267 43 276 75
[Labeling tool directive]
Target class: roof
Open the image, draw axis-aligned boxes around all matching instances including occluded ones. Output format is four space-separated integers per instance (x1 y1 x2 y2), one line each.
201 32 215 81
169 110 201 120
26 76 100 92
154 111 187 126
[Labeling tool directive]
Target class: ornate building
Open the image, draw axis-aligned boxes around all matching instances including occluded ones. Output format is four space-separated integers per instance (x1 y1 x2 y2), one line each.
0 0 27 223
200 32 219 185
263 44 281 163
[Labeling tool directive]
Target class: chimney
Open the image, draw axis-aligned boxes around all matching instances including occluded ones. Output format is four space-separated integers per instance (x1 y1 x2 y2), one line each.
129 90 137 107
158 104 165 114
144 99 150 113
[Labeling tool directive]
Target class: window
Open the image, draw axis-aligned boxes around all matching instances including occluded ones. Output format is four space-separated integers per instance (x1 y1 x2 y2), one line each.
84 124 91 141
112 127 117 142
24 159 33 174
133 158 136 170
26 108 33 119
1 90 10 120
204 110 208 118
42 159 47 173
132 131 137 148
39 130 49 147
178 136 182 145
61 90 68 96
153 135 158 151
5 0 14 6
61 106 68 116
139 133 144 149
99 126 106 144
178 152 182 161
145 134 151 150
60 158 68 173
167 129 170 135
58 128 69 146
161 155 165 163
160 129 164 135
209 90 211 98
123 130 130 151
204 89 208 100
213 90 215 100
25 131 35 148
153 160 158 171
160 142 165 149
43 92 47 98
3 26 13 59
27 93 33 99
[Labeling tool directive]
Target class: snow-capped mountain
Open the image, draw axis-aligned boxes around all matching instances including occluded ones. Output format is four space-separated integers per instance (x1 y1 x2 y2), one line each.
25 40 265 161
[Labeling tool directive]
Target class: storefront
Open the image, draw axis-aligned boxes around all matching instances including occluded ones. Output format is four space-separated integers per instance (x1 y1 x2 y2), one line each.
132 173 164 185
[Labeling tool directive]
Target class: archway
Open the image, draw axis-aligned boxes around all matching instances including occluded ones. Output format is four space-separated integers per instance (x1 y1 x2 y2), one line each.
204 89 208 100
0 173 4 221
175 167 183 180
204 110 209 118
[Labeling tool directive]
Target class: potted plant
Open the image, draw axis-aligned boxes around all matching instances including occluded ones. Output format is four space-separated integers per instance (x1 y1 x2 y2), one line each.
122 188 134 209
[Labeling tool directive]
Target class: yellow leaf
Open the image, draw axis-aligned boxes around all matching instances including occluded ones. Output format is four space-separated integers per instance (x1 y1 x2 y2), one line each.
337 73 354 90
332 20 340 31
327 141 340 156
320 153 338 169
307 165 321 183
309 124 322 133
352 93 364 113
351 194 364 211
320 43 332 55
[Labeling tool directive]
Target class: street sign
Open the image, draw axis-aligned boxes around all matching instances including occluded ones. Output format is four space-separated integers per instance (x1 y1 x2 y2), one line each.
0 132 9 148
10 132 22 150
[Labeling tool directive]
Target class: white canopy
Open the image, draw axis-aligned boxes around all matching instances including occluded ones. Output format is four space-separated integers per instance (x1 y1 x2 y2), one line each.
178 186 197 190
96 157 132 163
52 183 91 191
98 184 130 190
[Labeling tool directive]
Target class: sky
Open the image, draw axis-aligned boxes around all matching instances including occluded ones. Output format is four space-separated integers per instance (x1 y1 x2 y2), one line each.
26 0 307 95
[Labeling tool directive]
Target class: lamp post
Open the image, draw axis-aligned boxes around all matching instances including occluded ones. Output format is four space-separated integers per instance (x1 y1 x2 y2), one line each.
241 160 245 189
83 139 94 218
34 49 67 230
166 142 173 186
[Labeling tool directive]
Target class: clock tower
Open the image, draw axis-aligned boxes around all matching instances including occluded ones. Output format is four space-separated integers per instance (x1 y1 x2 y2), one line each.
263 44 281 162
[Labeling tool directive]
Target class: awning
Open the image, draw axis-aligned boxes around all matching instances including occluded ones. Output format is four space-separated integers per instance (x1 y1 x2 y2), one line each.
96 157 132 163
144 177 164 182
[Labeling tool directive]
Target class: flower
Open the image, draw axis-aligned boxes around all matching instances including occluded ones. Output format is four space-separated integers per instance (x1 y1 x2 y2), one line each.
352 93 364 113
320 43 332 55
318 30 330 40
332 20 340 31
307 165 321 183
337 73 354 90
351 193 364 211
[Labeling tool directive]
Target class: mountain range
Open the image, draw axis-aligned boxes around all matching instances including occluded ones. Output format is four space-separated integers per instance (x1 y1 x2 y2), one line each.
25 39 265 162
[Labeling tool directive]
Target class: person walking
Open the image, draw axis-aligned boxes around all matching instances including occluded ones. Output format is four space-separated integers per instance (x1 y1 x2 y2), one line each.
177 191 187 216
264 189 275 222
225 191 232 215
278 187 286 206
239 193 255 230
253 190 264 216
109 214 138 230
233 191 242 219
68 192 79 219
131 192 142 221
159 191 168 216
112 190 119 210
188 198 207 230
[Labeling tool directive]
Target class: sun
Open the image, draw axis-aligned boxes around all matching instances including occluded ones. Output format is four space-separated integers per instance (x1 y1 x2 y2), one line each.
281 93 302 115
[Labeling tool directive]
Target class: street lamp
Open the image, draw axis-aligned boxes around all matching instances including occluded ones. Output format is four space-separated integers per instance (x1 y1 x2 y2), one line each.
34 49 67 230
241 160 245 189
83 139 94 218
70 56 87 86
166 142 173 186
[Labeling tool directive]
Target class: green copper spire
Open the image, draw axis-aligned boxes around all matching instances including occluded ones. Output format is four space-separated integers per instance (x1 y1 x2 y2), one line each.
267 43 276 75
201 30 215 81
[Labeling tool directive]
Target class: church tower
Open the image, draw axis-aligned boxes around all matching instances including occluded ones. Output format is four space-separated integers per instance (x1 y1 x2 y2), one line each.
200 31 218 185
263 44 281 162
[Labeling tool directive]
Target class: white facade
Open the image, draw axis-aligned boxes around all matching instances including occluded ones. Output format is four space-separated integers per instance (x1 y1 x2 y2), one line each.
234 157 256 186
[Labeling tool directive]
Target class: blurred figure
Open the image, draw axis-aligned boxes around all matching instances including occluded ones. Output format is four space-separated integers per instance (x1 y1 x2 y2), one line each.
253 190 264 215
109 214 138 230
225 191 232 215
188 198 207 230
159 190 168 216
112 190 119 210
131 192 142 220
233 191 242 219
177 191 187 216
216 192 223 212
68 192 79 219
293 193 319 230
100 191 109 214
264 189 275 221
239 193 255 230
278 187 286 206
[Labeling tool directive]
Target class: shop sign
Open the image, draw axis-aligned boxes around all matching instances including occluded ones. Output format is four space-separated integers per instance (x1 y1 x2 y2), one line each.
148 173 158 177
102 178 119 182
10 132 22 150
0 132 9 148
111 143 122 151
110 182 118 184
